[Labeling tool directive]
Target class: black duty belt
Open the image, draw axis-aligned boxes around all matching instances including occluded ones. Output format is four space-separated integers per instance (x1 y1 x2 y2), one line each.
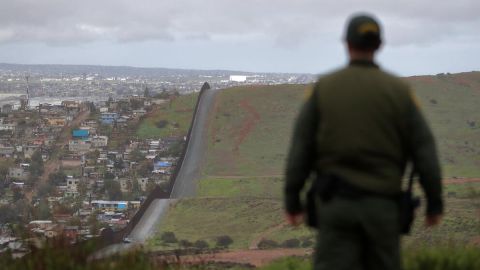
335 179 399 201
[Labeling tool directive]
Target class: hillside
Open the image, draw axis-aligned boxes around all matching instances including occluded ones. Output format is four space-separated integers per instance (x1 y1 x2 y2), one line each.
204 72 480 178
150 71 480 252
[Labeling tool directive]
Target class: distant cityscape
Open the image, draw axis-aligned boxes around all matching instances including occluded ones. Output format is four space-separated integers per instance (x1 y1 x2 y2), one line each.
0 63 314 108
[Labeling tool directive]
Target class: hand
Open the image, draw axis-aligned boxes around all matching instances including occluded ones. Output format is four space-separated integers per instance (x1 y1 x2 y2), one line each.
285 212 304 226
425 214 442 227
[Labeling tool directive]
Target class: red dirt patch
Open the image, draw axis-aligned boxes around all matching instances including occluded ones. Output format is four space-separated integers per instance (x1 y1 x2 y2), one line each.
444 178 480 184
234 98 261 152
177 249 311 267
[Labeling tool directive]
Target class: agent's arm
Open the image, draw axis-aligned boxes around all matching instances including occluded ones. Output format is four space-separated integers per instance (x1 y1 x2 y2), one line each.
284 87 319 223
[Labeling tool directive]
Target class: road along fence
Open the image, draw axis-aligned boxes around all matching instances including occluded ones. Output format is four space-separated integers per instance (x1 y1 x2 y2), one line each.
97 84 212 248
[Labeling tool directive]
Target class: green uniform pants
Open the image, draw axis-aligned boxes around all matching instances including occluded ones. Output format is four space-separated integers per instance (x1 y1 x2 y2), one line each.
314 196 401 270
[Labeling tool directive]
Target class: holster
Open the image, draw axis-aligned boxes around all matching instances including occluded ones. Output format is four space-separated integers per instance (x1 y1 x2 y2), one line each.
305 173 339 228
398 189 421 234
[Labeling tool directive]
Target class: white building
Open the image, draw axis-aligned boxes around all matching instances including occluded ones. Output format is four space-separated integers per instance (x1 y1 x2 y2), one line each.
66 176 80 192
229 75 247 82
69 140 91 153
90 136 108 148
9 167 29 180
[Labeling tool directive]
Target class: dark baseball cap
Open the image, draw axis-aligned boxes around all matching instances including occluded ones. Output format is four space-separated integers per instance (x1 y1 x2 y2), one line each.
345 14 382 50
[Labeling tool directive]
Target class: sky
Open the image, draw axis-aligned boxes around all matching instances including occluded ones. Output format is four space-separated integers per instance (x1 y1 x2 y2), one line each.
0 0 479 76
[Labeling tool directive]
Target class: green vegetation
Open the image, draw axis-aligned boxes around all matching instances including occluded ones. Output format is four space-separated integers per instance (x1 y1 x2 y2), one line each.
403 245 480 270
149 197 284 250
136 93 198 139
198 177 283 199
409 72 480 178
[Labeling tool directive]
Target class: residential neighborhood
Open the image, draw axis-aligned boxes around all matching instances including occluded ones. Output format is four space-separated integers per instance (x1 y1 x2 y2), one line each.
0 90 184 254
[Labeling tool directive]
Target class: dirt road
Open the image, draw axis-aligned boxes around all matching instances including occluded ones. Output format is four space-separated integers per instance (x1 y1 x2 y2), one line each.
153 248 311 267
28 109 90 200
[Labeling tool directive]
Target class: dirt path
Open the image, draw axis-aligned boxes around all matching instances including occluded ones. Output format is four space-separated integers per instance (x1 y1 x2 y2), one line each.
156 248 311 268
234 98 260 152
444 178 480 184
28 109 90 201
204 175 284 179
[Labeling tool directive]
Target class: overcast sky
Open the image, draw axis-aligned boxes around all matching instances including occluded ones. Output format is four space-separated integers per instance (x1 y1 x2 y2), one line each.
0 0 478 76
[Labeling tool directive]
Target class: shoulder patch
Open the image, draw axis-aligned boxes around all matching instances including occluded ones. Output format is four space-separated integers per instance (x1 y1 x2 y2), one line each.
408 89 422 108
303 84 315 101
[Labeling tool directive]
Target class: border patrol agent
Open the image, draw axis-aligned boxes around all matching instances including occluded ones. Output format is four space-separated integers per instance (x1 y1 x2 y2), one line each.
284 14 443 270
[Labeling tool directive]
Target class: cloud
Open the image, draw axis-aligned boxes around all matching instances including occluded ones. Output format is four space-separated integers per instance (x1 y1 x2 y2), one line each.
0 0 478 48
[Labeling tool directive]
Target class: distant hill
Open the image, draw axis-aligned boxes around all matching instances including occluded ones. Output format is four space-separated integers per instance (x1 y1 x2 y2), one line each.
205 71 480 178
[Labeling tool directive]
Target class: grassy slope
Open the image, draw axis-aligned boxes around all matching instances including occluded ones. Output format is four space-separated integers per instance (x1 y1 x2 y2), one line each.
136 93 199 139
205 85 304 177
151 72 480 250
204 73 480 178
409 73 480 177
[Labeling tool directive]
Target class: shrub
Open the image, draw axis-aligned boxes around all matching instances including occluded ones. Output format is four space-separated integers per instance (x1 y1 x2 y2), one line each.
194 240 209 249
403 245 480 270
258 239 279 249
160 231 177 244
281 239 300 248
301 239 314 248
156 120 168 128
179 239 193 248
216 235 233 249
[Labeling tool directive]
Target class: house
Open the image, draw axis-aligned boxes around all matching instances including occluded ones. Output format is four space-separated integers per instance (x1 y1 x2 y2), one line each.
151 99 167 105
0 146 15 158
24 145 40 159
44 228 60 238
32 136 46 146
119 178 129 192
53 213 72 224
66 176 80 192
28 220 53 231
83 119 98 126
68 140 91 153
63 226 79 242
72 129 89 139
137 178 149 191
0 123 16 132
132 109 147 117
91 200 129 212
11 181 25 189
153 161 172 171
1 104 13 113
62 101 80 110
45 117 66 127
90 136 108 148
100 113 118 125
83 166 96 177
9 166 29 180
116 116 129 127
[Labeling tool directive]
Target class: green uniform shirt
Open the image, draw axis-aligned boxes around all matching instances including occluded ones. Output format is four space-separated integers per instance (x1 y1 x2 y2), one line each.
285 60 443 216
